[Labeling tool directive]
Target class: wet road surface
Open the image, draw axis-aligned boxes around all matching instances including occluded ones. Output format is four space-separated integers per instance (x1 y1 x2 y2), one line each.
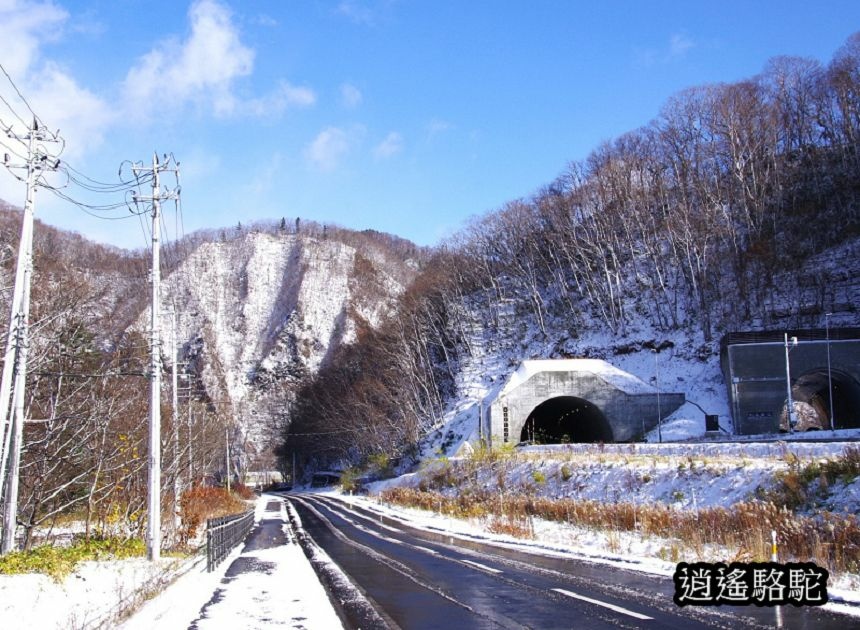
291 494 851 629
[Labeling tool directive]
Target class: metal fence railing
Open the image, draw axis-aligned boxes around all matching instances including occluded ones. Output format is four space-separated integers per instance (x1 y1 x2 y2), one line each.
206 509 255 572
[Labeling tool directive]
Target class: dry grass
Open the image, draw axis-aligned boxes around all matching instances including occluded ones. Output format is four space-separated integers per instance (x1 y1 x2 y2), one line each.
178 485 249 545
764 445 860 510
487 516 534 539
380 487 860 574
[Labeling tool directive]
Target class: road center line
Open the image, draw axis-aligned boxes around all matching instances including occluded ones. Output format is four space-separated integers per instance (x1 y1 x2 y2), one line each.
460 559 503 574
552 588 653 620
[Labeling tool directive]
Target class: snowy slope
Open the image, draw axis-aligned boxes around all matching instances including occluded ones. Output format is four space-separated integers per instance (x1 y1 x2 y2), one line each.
133 231 412 467
418 237 860 459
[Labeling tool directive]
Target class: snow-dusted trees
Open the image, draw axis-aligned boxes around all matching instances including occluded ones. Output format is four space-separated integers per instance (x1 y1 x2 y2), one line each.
277 34 860 473
0 214 233 548
457 32 860 339
282 250 463 473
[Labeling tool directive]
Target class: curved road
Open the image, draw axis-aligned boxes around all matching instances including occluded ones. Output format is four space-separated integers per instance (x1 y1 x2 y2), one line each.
290 494 850 629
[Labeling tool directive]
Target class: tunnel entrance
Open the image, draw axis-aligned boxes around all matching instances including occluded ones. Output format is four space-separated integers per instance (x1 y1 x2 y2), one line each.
780 368 860 431
520 396 613 444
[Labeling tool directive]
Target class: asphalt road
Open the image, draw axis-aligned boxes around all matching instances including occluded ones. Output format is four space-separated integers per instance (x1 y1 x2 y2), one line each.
290 494 851 630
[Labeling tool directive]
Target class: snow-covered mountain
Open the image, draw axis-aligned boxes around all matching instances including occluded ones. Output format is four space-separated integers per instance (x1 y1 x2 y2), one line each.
138 230 417 467
0 204 419 472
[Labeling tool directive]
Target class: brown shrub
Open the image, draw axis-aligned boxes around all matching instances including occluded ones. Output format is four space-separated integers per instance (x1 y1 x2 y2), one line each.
232 483 257 500
179 485 248 544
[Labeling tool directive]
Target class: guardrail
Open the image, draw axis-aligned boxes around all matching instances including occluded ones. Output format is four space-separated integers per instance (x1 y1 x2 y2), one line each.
206 509 255 572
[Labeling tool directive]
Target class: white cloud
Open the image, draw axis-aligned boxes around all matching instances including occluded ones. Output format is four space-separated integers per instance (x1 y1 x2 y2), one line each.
0 2 111 160
0 0 67 78
122 0 315 120
27 62 114 158
243 81 316 117
336 1 375 26
373 132 403 159
305 127 351 171
340 83 363 108
252 13 278 27
633 32 696 68
123 0 255 118
426 118 452 141
304 125 365 171
669 33 694 58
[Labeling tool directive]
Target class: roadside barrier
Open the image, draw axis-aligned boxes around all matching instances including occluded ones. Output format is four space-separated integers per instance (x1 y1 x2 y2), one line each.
206 509 255 571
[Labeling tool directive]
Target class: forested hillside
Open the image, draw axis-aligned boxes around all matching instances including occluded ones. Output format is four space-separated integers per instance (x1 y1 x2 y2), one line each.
1 32 859 537
283 33 860 473
0 209 419 546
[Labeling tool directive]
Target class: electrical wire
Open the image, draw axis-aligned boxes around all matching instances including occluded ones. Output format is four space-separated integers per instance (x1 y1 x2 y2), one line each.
0 116 29 149
137 207 153 252
63 161 150 191
0 137 28 162
0 93 29 130
0 63 43 128
42 187 153 221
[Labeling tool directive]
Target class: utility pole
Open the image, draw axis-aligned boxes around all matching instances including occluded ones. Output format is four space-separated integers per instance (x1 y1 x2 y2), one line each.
170 303 180 536
186 391 194 487
784 333 798 433
0 118 59 553
825 314 835 433
225 426 231 493
132 153 179 562
654 349 663 443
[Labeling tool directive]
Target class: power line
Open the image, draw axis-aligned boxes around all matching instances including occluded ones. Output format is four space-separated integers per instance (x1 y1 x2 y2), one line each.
0 136 29 162
0 95 29 130
0 63 43 128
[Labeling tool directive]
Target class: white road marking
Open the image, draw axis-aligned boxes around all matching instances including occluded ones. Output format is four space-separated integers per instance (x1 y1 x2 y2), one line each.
413 545 438 555
318 498 402 532
460 559 503 574
552 588 653 620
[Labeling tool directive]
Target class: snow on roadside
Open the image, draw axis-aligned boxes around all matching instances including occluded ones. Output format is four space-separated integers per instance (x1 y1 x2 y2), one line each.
122 494 342 630
0 554 195 630
0 495 344 630
286 498 387 629
383 440 860 513
331 488 860 618
347 437 860 617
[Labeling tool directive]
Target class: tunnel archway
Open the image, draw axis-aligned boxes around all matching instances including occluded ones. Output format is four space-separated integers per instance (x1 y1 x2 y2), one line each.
780 368 860 431
520 396 613 444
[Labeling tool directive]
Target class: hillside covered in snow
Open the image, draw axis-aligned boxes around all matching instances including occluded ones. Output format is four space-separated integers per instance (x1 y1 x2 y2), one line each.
146 228 420 469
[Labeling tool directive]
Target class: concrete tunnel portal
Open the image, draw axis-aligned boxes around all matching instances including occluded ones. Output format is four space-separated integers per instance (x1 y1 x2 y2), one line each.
785 368 860 430
520 396 614 444
485 360 685 446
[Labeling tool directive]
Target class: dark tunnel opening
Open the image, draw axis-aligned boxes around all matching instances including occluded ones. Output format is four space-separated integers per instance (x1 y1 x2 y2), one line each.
521 396 613 444
781 368 860 431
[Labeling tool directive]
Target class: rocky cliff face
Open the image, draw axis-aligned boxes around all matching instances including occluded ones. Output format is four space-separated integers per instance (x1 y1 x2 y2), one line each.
140 230 414 467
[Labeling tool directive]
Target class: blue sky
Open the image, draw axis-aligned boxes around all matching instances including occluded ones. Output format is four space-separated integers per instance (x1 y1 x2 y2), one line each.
1 1 858 251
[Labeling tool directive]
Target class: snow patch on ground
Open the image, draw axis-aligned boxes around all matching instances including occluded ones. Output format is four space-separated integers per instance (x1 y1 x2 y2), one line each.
331 488 860 617
0 495 344 630
0 555 195 630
